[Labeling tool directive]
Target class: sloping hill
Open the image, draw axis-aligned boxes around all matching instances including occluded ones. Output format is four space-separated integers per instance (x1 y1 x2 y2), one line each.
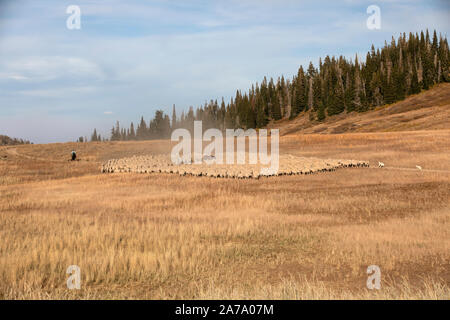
270 83 450 135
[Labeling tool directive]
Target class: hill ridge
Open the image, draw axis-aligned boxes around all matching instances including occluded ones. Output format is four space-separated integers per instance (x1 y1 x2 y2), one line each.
269 83 450 135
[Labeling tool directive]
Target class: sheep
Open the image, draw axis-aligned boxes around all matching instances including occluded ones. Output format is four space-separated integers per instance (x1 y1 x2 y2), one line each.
416 165 422 170
378 162 385 168
101 153 370 179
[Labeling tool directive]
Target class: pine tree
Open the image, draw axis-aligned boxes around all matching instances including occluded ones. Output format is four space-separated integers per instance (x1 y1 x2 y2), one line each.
256 96 266 128
382 65 396 104
129 122 136 140
292 66 306 117
313 75 322 111
330 80 345 115
271 92 282 120
91 128 98 142
394 66 406 101
410 63 420 94
172 104 177 129
317 102 326 121
353 64 364 109
370 72 383 106
307 77 314 111
111 121 121 141
224 105 233 129
136 116 147 140
345 72 354 112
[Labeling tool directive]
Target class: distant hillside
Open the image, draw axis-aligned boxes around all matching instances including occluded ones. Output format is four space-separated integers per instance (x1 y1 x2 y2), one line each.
0 135 31 146
92 29 449 142
269 82 450 135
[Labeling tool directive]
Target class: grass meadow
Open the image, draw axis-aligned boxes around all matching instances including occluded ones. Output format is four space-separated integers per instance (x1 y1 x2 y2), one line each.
0 130 449 299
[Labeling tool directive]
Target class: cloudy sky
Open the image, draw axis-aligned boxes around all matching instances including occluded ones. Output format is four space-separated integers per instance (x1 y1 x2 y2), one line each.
0 0 449 143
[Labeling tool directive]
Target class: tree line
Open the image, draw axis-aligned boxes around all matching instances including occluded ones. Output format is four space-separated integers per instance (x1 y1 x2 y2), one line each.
89 29 449 141
0 135 32 146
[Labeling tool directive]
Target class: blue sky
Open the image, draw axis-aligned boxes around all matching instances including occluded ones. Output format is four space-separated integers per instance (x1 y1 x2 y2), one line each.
0 0 449 143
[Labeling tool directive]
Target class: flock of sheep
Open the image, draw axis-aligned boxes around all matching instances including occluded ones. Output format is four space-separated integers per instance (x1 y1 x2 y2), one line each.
101 154 370 179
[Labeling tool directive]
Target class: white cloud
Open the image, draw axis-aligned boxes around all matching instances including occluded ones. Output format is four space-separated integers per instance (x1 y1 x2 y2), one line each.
1 56 105 82
0 73 29 81
18 86 97 98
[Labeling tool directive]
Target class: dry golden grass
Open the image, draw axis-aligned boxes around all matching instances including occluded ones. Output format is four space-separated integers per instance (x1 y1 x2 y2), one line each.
0 127 449 299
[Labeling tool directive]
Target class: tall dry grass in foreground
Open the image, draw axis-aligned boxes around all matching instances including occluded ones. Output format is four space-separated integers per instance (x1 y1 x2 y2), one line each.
0 130 449 299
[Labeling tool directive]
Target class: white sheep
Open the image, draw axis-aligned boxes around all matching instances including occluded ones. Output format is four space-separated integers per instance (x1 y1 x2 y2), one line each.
378 162 384 168
416 165 422 170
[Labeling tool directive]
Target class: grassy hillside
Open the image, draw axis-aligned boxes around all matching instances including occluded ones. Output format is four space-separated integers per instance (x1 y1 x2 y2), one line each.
269 83 450 135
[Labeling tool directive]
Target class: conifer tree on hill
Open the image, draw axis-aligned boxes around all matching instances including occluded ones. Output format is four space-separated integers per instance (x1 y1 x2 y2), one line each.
93 30 448 141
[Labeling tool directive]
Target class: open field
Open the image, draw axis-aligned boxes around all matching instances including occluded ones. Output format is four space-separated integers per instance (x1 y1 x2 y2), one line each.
0 127 449 299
